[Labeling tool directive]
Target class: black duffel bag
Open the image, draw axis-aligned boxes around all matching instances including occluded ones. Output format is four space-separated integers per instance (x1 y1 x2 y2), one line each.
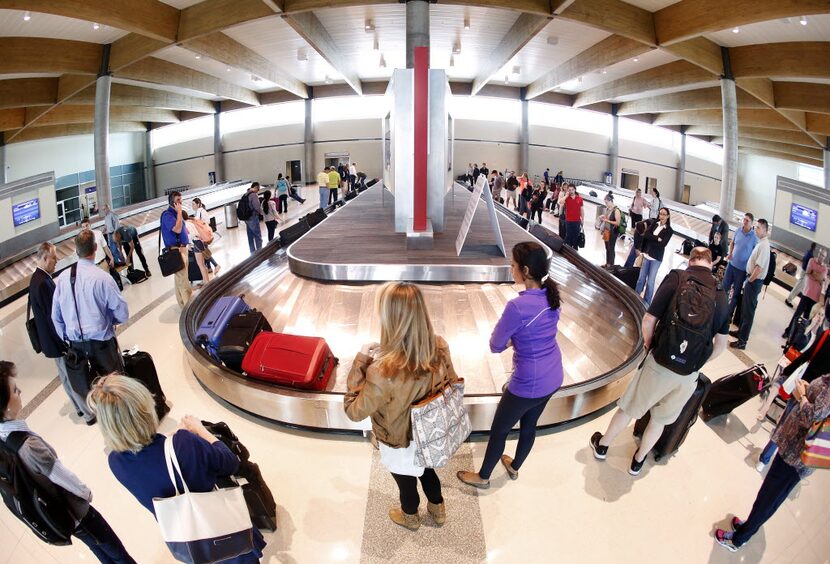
157 228 184 277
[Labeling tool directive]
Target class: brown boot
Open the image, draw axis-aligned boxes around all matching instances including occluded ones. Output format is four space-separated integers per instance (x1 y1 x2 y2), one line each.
427 502 446 525
389 507 420 531
501 455 519 480
456 470 490 489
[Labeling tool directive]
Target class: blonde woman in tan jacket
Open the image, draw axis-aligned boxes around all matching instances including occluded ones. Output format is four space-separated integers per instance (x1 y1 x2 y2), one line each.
344 282 459 531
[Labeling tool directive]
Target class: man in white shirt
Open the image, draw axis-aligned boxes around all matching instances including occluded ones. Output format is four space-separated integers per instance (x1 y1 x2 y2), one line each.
730 219 771 350
348 162 357 192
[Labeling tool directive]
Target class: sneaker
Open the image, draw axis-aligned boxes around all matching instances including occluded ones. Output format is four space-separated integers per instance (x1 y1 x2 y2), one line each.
729 340 747 350
731 516 744 531
589 432 608 460
755 460 766 473
728 329 740 338
784 299 794 308
628 454 644 476
714 529 740 552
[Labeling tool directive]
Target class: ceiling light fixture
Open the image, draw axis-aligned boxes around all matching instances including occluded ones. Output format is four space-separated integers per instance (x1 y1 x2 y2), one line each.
364 19 374 32
297 49 307 61
732 27 740 33
800 16 808 26
251 74 261 82
325 75 333 84
23 11 31 21
449 55 455 67
379 54 386 68
600 69 607 74
464 17 470 30
195 54 201 59
93 22 100 30
512 65 521 75
226 66 231 72
453 42 462 55
547 36 559 46
373 37 379 51
632 57 639 62
504 75 509 85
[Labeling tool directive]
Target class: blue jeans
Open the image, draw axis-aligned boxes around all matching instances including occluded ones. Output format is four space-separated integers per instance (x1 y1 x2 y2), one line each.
732 455 801 547
74 505 136 563
738 278 764 342
319 187 328 209
245 218 262 253
624 246 638 268
635 258 662 305
108 239 124 264
722 264 747 322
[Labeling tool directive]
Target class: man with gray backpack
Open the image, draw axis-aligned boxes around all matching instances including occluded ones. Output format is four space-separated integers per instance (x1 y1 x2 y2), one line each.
589 247 730 475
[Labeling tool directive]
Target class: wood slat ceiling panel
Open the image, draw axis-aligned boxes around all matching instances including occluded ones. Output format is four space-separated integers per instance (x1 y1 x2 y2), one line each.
153 45 280 92
559 48 678 94
705 14 830 47
0 8 128 43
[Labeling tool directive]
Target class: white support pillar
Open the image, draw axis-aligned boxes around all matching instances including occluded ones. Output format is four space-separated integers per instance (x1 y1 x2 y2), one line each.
213 103 224 183
677 128 687 201
304 96 314 185
144 128 156 198
719 47 738 220
0 143 6 185
520 97 529 174
94 73 112 212
824 138 829 191
608 105 619 187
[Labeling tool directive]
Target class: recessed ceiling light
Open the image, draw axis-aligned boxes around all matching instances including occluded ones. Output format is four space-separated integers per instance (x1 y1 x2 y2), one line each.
547 36 558 46
226 66 231 72
449 55 455 67
632 57 639 62
800 16 808 26
464 17 470 30
600 69 607 74
364 19 374 32
93 22 100 30
297 49 307 61
325 75 333 84
453 42 462 55
373 38 379 51
379 54 386 68
195 54 201 59
732 27 740 33
23 11 31 21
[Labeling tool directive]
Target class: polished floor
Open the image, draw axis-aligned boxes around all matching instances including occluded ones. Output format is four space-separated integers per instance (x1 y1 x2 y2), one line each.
1 189 828 564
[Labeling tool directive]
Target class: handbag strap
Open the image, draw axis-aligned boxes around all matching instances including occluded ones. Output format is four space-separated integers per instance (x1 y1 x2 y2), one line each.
163 436 190 495
811 330 829 361
69 263 85 342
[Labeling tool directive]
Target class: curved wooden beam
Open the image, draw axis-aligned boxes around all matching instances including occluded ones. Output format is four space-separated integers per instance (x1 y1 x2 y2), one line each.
685 125 820 148
5 122 147 144
0 78 58 110
731 42 830 80
713 136 824 160
0 38 101 75
738 147 823 167
654 109 801 130
617 87 765 115
774 82 830 115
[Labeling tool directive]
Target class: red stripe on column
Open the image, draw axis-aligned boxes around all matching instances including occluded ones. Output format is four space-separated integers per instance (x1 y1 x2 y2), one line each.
413 45 429 232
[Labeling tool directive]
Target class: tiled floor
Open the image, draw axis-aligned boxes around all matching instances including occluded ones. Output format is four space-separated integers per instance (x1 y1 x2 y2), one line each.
1 191 828 564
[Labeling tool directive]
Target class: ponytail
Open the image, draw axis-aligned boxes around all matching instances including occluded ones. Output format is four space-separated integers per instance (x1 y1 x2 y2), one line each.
542 276 561 310
513 242 561 311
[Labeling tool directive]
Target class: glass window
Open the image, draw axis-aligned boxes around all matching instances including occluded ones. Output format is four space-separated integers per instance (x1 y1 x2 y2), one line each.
56 186 79 202
529 102 612 136
312 96 385 123
56 174 79 189
450 96 522 123
798 164 824 188
152 115 214 150
686 136 724 163
619 118 679 151
221 101 306 134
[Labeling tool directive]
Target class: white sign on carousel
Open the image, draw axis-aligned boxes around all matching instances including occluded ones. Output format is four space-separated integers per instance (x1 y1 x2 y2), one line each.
455 175 506 257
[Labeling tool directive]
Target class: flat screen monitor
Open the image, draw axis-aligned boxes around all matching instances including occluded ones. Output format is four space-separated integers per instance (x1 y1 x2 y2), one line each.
12 198 41 227
790 203 818 232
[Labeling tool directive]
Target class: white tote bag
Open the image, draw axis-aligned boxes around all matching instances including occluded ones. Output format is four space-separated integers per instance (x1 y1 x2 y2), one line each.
152 437 254 564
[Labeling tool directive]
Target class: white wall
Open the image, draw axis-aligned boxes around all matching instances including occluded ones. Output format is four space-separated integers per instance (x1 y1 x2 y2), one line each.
737 154 800 220
4 132 145 182
0 183 58 243
154 136 214 193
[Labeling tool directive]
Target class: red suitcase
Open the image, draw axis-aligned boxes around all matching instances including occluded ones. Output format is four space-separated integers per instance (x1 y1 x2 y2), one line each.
241 332 338 390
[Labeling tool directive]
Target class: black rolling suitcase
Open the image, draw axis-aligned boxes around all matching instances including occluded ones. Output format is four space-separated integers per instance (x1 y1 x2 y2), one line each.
187 250 202 282
700 364 769 421
530 224 564 252
204 421 277 531
633 373 711 461
217 311 272 372
122 350 170 420
126 269 148 284
303 209 327 228
607 265 640 290
558 218 566 239
279 219 310 246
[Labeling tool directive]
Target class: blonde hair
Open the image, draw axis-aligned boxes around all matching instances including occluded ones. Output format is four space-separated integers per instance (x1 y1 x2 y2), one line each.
88 374 159 453
374 282 439 377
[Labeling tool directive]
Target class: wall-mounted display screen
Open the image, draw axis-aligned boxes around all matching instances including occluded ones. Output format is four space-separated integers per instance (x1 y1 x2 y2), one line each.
790 203 818 232
12 198 41 227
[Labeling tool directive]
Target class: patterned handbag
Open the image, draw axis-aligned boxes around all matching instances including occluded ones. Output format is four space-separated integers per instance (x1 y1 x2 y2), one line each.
801 416 830 470
410 373 471 469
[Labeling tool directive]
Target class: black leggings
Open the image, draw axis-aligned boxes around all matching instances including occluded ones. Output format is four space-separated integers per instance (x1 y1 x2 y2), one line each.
478 389 553 479
390 468 443 515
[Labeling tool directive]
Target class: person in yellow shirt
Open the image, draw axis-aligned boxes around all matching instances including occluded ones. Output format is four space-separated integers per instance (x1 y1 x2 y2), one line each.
317 167 330 210
328 166 341 205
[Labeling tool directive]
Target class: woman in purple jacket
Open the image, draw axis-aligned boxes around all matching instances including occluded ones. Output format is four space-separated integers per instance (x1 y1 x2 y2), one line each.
458 242 563 488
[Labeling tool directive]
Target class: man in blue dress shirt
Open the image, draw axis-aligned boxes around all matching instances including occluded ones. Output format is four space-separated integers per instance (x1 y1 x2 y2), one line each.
52 230 129 396
160 191 191 307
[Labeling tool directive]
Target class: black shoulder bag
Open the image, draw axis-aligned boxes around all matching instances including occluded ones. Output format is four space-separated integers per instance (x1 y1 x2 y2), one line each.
157 210 185 277
62 264 94 395
25 295 42 354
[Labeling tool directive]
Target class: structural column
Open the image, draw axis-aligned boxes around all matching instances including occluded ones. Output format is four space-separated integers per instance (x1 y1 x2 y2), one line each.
519 95 529 175
824 137 829 191
144 128 156 198
608 105 619 187
719 47 738 220
93 45 113 212
0 141 6 185
213 102 224 184
405 0 429 69
304 95 314 185
676 127 687 201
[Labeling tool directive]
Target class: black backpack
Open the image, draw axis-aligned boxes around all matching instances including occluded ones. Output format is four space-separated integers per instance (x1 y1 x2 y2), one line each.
681 239 694 255
764 250 777 287
0 432 75 545
652 271 719 375
236 193 252 221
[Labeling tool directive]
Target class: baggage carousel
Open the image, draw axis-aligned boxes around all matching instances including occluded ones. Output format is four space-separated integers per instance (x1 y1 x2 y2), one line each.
181 186 646 432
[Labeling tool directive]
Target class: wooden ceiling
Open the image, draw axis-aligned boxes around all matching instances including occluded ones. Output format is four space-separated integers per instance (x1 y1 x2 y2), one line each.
0 0 828 169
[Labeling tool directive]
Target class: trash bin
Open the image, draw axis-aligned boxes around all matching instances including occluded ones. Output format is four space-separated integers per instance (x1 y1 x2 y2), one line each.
224 203 239 228
604 171 613 185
